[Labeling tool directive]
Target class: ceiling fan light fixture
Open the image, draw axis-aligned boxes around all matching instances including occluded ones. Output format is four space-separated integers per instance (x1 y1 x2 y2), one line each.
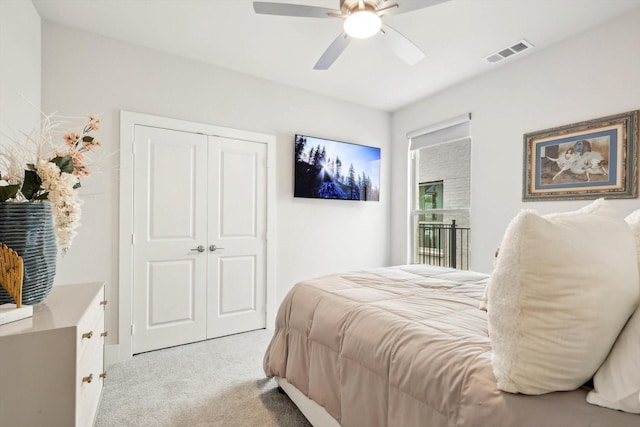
343 10 381 39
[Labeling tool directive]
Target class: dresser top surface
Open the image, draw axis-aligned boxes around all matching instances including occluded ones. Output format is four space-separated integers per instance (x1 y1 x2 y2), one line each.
0 283 104 337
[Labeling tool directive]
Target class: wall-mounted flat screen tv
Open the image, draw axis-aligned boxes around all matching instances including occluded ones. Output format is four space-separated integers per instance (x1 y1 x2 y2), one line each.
294 134 380 201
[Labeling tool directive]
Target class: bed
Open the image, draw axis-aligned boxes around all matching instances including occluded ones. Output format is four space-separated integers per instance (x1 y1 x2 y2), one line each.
263 264 639 427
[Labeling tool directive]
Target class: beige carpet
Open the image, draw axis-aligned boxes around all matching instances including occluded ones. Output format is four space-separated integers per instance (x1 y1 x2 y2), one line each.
95 329 312 427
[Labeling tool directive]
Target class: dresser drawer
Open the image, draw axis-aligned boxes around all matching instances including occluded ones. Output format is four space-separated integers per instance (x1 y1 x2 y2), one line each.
77 287 105 427
77 329 104 427
77 291 106 359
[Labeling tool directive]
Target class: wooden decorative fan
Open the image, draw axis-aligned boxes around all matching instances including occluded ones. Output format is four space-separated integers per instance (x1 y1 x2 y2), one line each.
0 243 24 307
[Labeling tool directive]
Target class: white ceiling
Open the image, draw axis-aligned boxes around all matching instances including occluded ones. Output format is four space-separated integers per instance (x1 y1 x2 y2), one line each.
33 0 640 112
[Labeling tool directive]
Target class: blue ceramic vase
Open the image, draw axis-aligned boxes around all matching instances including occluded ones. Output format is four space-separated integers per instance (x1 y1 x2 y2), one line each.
0 202 57 305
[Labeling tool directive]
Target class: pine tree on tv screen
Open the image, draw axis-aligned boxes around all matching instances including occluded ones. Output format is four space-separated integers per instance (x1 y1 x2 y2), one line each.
294 134 380 201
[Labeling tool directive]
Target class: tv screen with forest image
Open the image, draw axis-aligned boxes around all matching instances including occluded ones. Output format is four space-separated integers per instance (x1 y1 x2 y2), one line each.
294 134 380 201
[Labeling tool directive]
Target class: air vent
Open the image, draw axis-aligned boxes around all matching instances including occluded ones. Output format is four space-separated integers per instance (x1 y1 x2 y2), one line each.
483 39 534 64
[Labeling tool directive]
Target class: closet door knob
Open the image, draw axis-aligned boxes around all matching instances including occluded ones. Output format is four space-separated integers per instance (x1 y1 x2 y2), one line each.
190 245 205 253
209 245 225 252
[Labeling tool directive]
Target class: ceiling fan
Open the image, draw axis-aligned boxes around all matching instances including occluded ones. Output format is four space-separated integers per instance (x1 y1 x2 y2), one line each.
253 0 449 70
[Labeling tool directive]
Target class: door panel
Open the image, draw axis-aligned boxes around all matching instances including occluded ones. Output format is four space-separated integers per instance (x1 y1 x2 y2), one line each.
207 137 267 338
219 255 257 314
147 260 196 327
132 125 208 354
219 150 258 237
149 142 198 239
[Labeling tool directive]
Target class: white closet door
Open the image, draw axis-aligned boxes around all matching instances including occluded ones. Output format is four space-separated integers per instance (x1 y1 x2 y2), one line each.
132 125 208 354
207 136 267 338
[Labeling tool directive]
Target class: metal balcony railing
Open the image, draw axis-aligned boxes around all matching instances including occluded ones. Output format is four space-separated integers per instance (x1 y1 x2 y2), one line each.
416 220 471 270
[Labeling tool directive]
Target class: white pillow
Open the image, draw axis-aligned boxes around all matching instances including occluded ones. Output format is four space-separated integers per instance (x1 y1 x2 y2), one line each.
488 199 639 395
587 307 640 413
586 209 640 413
625 209 640 270
479 248 499 312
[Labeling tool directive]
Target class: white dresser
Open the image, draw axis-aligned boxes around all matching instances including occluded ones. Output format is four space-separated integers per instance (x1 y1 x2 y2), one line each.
0 282 106 427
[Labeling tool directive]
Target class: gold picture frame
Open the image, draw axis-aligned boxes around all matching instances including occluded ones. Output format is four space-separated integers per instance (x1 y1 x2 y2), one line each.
523 110 639 201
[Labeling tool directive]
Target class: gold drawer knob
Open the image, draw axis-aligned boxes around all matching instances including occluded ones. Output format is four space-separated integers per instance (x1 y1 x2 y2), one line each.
100 300 108 306
100 331 108 338
82 331 93 339
100 372 107 380
82 374 93 384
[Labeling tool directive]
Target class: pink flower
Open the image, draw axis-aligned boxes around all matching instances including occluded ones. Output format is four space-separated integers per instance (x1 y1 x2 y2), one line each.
64 132 81 146
82 140 102 151
87 115 102 131
73 165 90 177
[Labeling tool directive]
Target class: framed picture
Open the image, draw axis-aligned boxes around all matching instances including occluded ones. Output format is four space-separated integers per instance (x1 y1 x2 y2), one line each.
523 110 639 201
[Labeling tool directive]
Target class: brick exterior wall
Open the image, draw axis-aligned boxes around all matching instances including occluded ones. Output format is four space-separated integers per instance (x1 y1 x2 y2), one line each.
416 138 470 227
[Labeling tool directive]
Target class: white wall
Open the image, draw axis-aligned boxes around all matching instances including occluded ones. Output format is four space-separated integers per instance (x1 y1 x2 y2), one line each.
391 8 640 274
41 22 391 351
0 0 40 135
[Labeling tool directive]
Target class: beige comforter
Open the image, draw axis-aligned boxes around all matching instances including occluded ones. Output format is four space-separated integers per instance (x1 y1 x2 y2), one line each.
264 265 639 427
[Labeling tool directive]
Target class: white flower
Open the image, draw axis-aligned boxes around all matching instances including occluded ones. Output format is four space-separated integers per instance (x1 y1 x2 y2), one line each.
36 160 83 253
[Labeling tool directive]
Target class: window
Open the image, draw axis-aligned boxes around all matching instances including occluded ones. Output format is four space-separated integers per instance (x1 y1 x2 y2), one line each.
418 180 443 223
407 114 471 269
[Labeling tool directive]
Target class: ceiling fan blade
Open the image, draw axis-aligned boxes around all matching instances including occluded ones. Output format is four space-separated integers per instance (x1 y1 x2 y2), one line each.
379 24 425 65
314 32 351 70
253 2 339 18
379 0 449 16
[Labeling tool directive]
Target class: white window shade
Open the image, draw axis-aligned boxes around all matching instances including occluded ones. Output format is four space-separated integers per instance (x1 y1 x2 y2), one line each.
408 113 471 151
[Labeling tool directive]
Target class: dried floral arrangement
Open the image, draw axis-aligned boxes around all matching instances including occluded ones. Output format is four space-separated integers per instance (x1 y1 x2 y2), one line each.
0 113 103 253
